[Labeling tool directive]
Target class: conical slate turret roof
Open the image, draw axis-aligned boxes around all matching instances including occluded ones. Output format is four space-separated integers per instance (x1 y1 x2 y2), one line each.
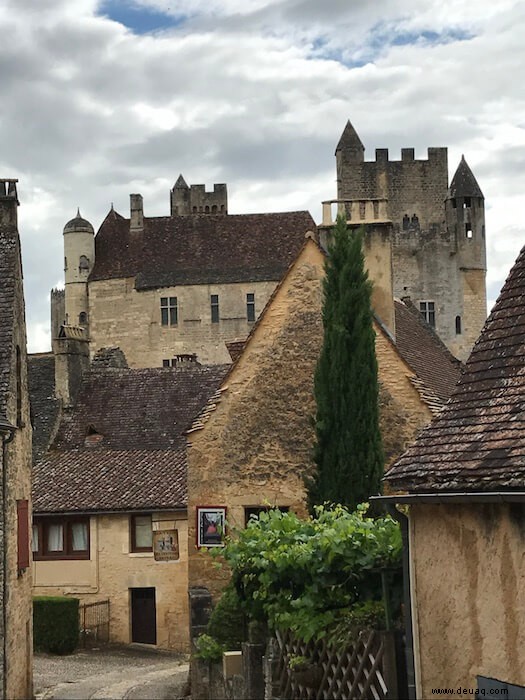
335 120 365 153
174 174 189 189
448 155 484 199
63 209 94 234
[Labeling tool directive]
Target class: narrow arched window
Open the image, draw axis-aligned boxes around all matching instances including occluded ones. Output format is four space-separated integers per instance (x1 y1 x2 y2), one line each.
455 315 462 335
79 255 89 272
79 312 87 326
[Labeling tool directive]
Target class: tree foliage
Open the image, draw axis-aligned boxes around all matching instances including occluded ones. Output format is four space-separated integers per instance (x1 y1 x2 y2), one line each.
308 217 383 511
216 505 401 642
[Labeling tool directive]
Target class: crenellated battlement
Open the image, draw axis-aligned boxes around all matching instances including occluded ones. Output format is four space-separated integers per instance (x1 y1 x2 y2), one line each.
170 178 228 216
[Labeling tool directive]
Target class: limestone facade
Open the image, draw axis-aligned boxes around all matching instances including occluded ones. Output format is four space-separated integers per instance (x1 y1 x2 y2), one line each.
88 277 276 367
33 511 190 651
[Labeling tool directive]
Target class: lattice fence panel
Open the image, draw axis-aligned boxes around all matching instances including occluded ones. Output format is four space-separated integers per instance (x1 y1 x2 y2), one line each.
274 628 389 700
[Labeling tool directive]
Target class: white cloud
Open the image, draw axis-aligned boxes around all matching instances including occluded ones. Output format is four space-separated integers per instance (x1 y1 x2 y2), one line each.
0 0 521 352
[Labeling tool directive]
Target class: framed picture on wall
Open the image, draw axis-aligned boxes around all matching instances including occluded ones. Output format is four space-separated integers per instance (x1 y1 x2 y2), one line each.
196 507 226 547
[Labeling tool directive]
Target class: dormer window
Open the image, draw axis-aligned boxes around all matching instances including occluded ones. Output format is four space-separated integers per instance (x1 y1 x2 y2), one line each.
84 425 103 447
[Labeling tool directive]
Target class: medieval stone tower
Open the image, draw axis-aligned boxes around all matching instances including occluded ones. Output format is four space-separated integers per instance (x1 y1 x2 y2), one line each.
61 210 95 335
332 120 487 360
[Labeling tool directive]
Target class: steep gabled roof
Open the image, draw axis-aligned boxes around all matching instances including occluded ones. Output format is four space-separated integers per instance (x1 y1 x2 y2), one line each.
386 245 525 492
394 299 462 404
90 211 316 287
33 364 228 513
28 353 60 463
448 155 484 199
0 227 18 420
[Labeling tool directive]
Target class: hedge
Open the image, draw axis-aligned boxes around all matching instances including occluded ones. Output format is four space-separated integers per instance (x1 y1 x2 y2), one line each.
33 596 79 654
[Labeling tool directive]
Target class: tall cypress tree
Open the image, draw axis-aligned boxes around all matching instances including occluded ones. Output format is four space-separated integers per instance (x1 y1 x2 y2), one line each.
308 216 383 511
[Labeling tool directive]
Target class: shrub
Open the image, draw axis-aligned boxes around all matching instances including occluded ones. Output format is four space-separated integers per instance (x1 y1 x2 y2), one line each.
33 596 79 654
193 633 224 663
207 584 246 650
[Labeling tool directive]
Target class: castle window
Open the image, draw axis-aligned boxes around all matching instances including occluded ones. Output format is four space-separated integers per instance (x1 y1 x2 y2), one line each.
160 297 178 326
419 301 436 328
33 517 90 560
451 198 457 209
463 197 471 208
130 514 153 552
64 257 68 270
162 359 170 367
402 214 410 230
211 294 219 323
192 206 197 214
79 312 87 326
205 205 210 213
247 293 255 322
465 224 473 239
79 255 89 272
212 205 217 213
455 315 462 335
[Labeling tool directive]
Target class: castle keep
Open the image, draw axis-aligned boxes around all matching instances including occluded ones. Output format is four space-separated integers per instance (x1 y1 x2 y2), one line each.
52 123 487 364
324 121 487 360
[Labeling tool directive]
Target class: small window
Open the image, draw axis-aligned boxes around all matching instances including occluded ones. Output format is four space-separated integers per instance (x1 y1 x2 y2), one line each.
246 293 255 322
131 514 153 552
33 517 90 560
244 506 289 527
64 257 68 270
463 197 471 208
451 198 457 209
160 297 178 326
17 500 29 573
211 294 219 323
465 224 473 239
79 255 89 271
162 359 170 368
419 301 436 328
79 311 87 326
455 315 462 335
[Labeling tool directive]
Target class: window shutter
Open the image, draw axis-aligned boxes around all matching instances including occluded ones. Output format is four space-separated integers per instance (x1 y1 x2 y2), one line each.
17 500 29 571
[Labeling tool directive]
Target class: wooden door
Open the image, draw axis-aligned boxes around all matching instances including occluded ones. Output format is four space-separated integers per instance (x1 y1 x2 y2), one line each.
131 587 157 645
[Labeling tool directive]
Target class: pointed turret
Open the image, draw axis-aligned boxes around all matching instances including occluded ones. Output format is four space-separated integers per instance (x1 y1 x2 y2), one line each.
174 174 189 190
335 120 365 156
448 156 484 199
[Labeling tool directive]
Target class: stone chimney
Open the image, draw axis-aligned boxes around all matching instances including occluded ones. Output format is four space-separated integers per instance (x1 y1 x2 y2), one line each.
53 326 90 407
130 193 144 233
0 179 19 227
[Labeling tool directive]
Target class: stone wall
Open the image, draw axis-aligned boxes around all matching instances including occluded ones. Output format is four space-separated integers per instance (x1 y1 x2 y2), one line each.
410 504 525 697
33 511 190 651
4 239 33 699
88 278 277 366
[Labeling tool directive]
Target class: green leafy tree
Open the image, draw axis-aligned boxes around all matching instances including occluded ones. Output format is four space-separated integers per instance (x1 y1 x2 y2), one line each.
308 217 383 511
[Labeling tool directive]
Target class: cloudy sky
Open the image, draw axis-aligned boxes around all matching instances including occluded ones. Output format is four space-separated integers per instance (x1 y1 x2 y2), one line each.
2 0 524 352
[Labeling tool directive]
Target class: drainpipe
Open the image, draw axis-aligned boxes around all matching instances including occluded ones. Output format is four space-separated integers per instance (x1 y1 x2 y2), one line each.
0 417 16 700
386 504 416 700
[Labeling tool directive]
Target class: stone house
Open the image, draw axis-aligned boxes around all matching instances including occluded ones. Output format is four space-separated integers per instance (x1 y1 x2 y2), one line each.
187 236 461 599
0 180 33 699
325 121 487 360
31 347 227 651
51 178 316 367
381 243 525 698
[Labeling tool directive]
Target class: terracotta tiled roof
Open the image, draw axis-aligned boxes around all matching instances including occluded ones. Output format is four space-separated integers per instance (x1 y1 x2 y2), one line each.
225 339 246 362
90 210 316 288
33 448 187 513
33 364 228 513
28 354 61 463
386 245 525 492
394 299 462 403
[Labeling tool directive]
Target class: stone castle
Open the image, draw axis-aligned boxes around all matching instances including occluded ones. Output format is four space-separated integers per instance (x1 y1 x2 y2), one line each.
51 121 487 364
